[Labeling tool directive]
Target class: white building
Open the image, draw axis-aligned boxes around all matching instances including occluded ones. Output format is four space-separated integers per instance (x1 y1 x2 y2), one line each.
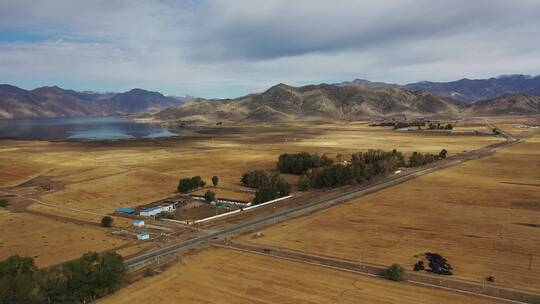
140 203 175 217
133 219 145 227
137 232 150 240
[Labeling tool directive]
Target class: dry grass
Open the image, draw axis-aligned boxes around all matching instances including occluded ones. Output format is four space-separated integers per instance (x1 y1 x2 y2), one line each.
0 209 130 267
243 136 540 292
0 122 502 219
97 248 499 304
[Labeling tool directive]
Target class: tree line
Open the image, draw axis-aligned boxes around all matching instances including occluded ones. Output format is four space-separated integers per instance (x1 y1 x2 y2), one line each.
276 152 333 175
300 149 405 189
296 149 447 190
241 170 291 204
0 252 126 304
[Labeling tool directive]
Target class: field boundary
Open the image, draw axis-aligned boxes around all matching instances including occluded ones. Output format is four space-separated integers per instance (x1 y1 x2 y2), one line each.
216 242 539 304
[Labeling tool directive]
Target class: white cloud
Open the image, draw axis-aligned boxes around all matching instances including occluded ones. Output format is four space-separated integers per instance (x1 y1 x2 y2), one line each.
0 0 539 97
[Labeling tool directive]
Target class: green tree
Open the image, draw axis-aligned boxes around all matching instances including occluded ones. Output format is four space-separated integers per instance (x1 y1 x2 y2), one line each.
298 175 311 191
0 255 38 304
38 267 68 304
212 176 219 187
101 216 113 228
204 190 216 203
0 199 8 208
384 263 405 281
241 170 270 188
177 177 192 193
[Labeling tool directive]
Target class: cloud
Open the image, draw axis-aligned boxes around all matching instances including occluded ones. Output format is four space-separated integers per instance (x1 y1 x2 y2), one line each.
0 0 539 97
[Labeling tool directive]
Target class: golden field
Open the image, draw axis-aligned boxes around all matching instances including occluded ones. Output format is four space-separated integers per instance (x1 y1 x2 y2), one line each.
97 248 500 304
0 122 503 218
243 136 540 292
0 121 507 267
0 209 130 267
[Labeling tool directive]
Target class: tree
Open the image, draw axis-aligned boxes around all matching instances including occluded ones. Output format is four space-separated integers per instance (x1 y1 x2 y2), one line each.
384 263 405 281
212 176 219 187
241 170 270 188
100 216 113 228
0 255 38 304
0 199 8 208
439 149 448 159
204 190 216 203
298 175 311 191
178 176 207 193
178 177 192 193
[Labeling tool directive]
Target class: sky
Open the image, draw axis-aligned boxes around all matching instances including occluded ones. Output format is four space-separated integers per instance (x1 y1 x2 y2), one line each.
1 0 540 98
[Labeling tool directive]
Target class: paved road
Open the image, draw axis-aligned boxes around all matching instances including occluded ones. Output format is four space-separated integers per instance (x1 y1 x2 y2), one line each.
125 133 520 267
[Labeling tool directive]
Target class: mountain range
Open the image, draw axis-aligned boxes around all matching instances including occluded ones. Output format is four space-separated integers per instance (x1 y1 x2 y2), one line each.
1 74 539 120
154 83 540 123
0 85 189 119
339 74 540 103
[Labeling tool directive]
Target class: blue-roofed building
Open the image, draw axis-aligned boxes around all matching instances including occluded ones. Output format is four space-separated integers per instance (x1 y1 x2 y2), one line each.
133 219 145 227
137 231 150 240
116 207 136 214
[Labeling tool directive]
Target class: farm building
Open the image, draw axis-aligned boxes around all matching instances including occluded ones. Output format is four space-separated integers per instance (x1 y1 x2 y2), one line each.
116 207 136 214
140 203 175 217
133 219 145 227
137 232 150 240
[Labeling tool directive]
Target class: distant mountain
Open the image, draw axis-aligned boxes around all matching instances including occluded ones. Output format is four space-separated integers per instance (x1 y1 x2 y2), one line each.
0 85 108 119
99 88 181 113
0 85 186 119
337 74 540 103
405 75 540 103
469 93 540 116
155 83 468 123
336 79 400 89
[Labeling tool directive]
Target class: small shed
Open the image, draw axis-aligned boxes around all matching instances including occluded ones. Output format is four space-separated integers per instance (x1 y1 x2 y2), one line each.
137 232 150 240
116 207 136 214
133 219 145 227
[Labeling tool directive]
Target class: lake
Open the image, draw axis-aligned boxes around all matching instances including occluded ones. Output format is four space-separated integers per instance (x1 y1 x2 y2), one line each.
0 117 177 140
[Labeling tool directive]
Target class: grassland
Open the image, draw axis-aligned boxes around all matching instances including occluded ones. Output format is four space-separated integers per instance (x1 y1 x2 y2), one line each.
0 122 503 217
97 248 500 304
242 136 540 292
0 209 130 267
0 120 509 274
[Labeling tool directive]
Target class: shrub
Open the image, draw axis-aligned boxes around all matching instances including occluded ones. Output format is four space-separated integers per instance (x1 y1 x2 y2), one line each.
212 176 219 187
100 216 113 228
384 263 405 281
298 175 312 191
439 149 448 159
204 190 216 203
0 198 8 208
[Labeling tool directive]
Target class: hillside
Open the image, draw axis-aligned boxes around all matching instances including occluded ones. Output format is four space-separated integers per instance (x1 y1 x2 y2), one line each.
405 75 540 103
337 74 540 103
469 93 540 116
155 83 468 122
0 85 185 119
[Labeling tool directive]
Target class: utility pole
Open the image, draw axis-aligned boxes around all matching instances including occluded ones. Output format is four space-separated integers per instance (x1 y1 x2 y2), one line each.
529 254 533 271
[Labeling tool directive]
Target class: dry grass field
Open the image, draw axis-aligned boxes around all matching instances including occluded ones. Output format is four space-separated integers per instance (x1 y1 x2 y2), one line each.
243 136 540 292
0 120 508 271
97 248 500 304
0 122 503 218
0 209 130 267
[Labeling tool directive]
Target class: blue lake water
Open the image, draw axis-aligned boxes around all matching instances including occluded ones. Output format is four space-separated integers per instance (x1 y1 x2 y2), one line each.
0 117 177 140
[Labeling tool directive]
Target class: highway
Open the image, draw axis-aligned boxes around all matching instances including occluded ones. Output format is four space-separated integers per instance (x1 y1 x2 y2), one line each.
125 130 519 267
